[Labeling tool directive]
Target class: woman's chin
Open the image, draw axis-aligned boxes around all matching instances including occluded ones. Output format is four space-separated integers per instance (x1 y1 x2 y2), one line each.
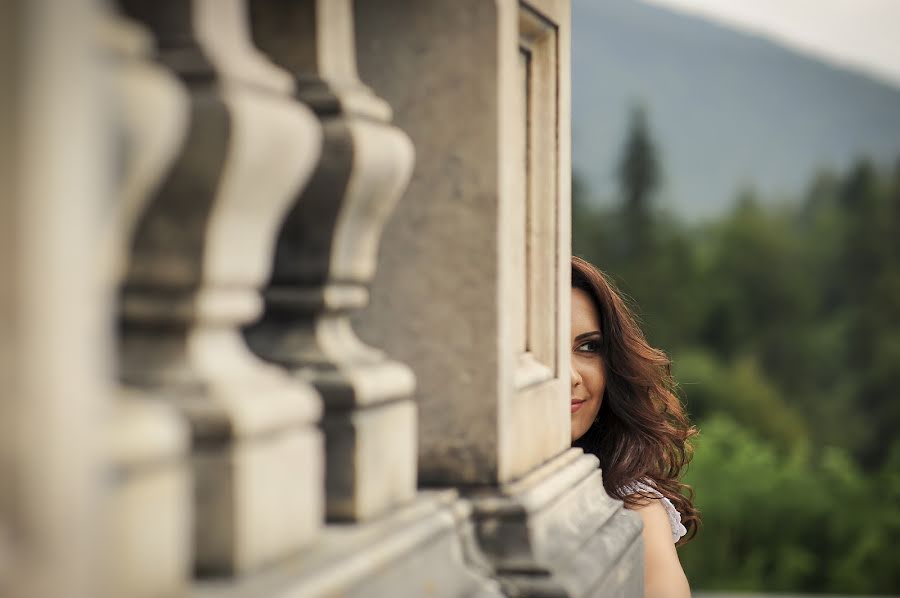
571 419 587 443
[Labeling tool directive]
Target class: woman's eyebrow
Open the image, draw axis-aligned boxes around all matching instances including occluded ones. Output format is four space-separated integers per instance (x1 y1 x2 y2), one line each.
574 331 601 341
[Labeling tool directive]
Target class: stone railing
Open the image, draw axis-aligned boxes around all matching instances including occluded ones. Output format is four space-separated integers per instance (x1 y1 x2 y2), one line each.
0 1 642 597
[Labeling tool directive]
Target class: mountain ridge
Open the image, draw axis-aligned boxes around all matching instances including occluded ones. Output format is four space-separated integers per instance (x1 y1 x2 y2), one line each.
572 0 900 218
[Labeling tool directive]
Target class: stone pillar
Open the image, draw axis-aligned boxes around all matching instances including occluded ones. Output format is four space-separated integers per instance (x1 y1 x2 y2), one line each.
117 0 325 576
245 0 417 524
100 10 192 598
0 1 110 597
354 1 644 595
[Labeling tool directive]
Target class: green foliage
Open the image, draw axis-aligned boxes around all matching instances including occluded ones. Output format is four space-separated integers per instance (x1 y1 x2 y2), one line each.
674 351 809 453
574 113 900 593
680 417 900 593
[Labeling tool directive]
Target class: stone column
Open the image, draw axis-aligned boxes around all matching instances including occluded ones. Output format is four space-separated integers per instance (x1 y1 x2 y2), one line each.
100 10 192 598
245 0 417 524
117 0 325 576
0 1 110 597
354 0 644 595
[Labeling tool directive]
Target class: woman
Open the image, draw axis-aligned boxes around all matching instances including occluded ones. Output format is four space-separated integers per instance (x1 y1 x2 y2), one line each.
570 256 699 598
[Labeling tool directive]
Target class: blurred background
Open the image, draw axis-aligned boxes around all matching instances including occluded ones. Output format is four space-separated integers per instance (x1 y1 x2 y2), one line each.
571 0 900 594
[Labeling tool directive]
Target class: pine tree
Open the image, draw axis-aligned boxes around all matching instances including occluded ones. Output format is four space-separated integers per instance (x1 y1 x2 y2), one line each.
617 104 661 257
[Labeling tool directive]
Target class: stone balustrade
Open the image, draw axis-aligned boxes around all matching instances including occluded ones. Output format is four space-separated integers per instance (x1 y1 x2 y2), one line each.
0 1 643 597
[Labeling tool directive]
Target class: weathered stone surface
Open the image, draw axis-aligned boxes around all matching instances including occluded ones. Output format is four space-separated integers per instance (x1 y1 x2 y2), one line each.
353 0 509 486
192 491 504 598
468 450 644 597
353 0 571 487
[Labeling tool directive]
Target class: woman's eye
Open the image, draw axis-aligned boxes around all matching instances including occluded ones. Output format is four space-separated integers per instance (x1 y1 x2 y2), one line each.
576 340 599 353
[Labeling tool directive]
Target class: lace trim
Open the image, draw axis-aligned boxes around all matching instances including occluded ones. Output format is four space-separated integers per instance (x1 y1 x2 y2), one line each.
620 481 687 543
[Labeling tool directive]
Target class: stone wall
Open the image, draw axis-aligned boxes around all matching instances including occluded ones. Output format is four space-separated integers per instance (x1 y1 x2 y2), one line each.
0 1 643 597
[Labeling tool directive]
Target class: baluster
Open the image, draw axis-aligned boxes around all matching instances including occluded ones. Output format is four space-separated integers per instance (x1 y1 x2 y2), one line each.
100 9 192 598
246 0 417 522
0 1 109 596
117 0 324 575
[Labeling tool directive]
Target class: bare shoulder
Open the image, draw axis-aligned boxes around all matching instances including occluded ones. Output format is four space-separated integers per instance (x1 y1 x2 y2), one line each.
628 500 691 598
629 498 676 547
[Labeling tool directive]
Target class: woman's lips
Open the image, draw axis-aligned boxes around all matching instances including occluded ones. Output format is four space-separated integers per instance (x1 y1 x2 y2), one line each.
571 400 585 414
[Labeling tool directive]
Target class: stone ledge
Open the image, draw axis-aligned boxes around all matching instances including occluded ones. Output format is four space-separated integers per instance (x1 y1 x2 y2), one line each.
193 490 501 598
467 449 644 597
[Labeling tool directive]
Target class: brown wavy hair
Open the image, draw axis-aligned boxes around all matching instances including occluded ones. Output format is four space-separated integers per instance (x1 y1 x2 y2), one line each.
571 256 699 543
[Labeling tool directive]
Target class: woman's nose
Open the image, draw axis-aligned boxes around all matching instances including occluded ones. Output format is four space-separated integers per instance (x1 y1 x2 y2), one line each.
570 361 582 389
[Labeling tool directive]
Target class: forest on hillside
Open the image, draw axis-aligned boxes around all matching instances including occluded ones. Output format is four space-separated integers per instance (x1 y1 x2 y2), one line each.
573 108 900 594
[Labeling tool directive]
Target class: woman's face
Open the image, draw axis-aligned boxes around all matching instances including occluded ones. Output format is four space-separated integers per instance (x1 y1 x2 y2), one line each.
571 288 606 442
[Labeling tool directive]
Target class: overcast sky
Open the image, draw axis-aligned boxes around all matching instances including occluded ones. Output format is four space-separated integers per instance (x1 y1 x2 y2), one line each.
640 0 900 88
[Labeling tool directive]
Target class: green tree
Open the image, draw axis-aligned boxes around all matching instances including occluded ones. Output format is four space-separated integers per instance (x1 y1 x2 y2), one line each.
617 104 661 258
831 158 900 467
573 143 900 593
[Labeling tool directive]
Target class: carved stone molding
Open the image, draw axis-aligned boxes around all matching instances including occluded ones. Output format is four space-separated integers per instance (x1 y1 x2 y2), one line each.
117 0 324 575
468 450 644 597
246 0 417 522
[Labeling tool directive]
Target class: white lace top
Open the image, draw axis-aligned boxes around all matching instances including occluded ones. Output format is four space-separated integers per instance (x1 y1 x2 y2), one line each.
621 481 687 543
